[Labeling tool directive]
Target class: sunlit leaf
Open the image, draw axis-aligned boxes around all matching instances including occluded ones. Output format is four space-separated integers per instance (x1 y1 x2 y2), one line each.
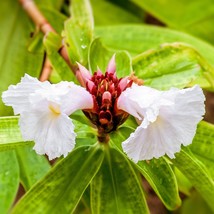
110 127 181 210
190 121 214 178
172 148 214 212
16 146 51 190
0 1 43 116
131 0 214 43
0 151 19 214
64 0 94 66
132 43 214 90
43 32 76 82
91 146 149 214
11 145 104 214
91 0 142 25
89 38 132 77
95 25 214 66
0 116 32 151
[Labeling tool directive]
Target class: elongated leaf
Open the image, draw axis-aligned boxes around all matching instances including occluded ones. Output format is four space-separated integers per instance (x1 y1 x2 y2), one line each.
0 115 96 150
43 32 76 82
0 0 43 115
131 0 214 43
16 146 51 190
172 148 214 211
0 151 19 214
0 116 33 151
91 0 142 25
191 121 214 161
95 25 214 66
132 43 214 90
137 158 181 210
91 146 149 214
110 127 181 210
11 145 104 214
64 0 93 66
89 38 132 77
190 121 214 178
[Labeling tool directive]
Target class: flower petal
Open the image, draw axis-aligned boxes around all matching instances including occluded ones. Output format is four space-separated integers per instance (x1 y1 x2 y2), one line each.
2 74 94 159
1 74 49 114
118 84 205 162
19 110 76 160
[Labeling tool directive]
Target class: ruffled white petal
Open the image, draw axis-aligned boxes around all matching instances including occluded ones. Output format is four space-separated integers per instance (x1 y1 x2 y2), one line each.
2 74 94 159
118 84 205 162
2 74 50 114
19 110 76 160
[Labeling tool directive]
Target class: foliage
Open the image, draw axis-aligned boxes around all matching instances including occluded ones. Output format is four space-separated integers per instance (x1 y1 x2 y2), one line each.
0 0 214 213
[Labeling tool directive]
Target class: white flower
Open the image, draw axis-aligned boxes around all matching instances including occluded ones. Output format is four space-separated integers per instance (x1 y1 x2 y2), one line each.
117 84 205 162
2 74 93 159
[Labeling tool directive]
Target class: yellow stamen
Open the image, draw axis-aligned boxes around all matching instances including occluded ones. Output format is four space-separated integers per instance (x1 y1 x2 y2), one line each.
49 105 61 115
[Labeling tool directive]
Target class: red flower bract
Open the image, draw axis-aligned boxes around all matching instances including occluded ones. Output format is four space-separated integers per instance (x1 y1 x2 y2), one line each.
83 69 132 142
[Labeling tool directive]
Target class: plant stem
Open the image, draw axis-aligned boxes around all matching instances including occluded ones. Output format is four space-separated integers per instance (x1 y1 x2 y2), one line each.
18 0 79 81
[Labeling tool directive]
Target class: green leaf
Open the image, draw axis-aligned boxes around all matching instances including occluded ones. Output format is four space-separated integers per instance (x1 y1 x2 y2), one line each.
110 127 181 210
95 25 214 66
174 168 192 196
0 151 19 214
0 116 33 151
190 121 214 178
137 158 181 210
11 145 104 214
0 115 96 150
43 32 76 82
0 0 43 116
64 0 94 66
191 121 214 162
180 191 213 214
132 43 214 90
172 148 214 211
28 7 67 54
91 0 142 26
131 0 214 43
16 146 51 190
91 146 149 214
89 38 132 77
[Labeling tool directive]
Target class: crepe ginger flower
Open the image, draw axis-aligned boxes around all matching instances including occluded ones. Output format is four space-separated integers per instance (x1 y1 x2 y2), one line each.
2 56 205 162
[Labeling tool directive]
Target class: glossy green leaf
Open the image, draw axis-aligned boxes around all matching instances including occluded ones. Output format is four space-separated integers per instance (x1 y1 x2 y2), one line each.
0 116 33 151
0 115 96 150
0 0 43 116
191 121 214 162
172 148 214 211
16 146 51 190
95 25 214 66
110 127 181 210
91 146 149 214
64 0 93 66
89 38 132 77
137 158 181 210
0 151 19 214
190 121 214 178
11 145 104 214
131 0 214 43
132 43 214 90
174 168 192 196
91 0 142 26
43 32 76 82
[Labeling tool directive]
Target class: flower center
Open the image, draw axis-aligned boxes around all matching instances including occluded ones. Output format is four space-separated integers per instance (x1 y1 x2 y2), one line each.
49 104 61 115
83 70 132 137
